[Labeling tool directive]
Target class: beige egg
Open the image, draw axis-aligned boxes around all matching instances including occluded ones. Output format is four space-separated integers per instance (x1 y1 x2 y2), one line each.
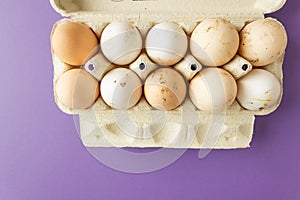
189 68 237 113
51 21 99 66
56 69 100 110
190 18 239 67
239 18 288 66
100 68 143 110
237 69 281 111
144 68 187 111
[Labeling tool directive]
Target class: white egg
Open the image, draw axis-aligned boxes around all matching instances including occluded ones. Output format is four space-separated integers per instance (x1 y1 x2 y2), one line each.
237 69 281 110
145 22 188 66
189 68 237 113
100 68 143 109
100 22 143 65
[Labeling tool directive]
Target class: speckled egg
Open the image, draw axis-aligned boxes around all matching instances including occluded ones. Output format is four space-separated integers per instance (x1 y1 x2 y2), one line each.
237 69 281 110
144 68 187 111
100 68 143 109
190 18 239 67
239 18 288 66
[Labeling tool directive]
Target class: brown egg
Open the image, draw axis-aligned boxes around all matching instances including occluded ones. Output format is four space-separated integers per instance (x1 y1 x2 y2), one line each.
51 21 99 66
56 69 99 110
144 68 187 111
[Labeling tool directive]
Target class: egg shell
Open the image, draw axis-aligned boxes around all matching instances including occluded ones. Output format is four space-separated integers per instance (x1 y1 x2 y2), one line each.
237 69 281 111
239 18 288 66
144 68 187 111
51 21 99 66
55 69 100 110
190 18 239 67
145 22 188 66
189 68 237 113
100 68 143 110
100 22 143 65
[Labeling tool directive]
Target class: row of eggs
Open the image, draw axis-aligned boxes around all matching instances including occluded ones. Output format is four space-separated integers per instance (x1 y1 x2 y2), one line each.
56 65 281 113
52 18 287 68
52 18 287 112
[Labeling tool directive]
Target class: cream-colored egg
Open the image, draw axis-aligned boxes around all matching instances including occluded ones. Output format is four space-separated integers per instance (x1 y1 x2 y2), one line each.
145 22 188 66
56 69 99 110
239 18 288 67
144 68 187 111
100 22 143 65
100 68 143 109
51 21 99 66
189 68 237 113
190 18 239 67
237 69 281 110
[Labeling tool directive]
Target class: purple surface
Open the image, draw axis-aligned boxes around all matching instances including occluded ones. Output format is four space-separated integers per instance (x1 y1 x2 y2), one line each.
0 1 299 200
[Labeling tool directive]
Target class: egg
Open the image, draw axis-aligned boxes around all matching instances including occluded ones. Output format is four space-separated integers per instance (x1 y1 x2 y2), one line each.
56 69 100 110
239 18 288 66
190 18 239 67
51 21 99 66
237 69 281 110
145 22 188 66
100 22 143 65
144 68 187 111
222 55 253 79
100 68 143 109
189 68 237 113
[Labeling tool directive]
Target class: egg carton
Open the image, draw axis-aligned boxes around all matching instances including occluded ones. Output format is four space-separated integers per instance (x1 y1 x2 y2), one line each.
50 0 286 149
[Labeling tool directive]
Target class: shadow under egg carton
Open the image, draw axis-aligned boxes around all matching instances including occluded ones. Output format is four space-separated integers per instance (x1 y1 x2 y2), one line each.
50 0 286 148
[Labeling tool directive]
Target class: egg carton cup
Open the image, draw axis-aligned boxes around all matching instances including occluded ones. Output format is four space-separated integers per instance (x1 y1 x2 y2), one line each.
50 0 286 149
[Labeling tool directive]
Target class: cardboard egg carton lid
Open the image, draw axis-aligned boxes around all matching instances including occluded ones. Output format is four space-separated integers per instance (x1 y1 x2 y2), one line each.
50 0 286 16
50 0 287 149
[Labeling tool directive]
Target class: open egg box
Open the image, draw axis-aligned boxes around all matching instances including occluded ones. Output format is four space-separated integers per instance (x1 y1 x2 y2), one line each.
50 0 287 149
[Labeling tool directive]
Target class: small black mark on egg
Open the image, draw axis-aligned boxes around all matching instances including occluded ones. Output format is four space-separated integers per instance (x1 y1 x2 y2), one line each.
120 82 126 87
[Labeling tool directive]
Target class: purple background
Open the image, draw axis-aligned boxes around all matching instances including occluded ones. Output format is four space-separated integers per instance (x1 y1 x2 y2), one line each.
0 1 299 199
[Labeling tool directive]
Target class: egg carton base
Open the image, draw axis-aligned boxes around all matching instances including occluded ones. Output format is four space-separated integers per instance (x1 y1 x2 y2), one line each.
79 110 255 149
